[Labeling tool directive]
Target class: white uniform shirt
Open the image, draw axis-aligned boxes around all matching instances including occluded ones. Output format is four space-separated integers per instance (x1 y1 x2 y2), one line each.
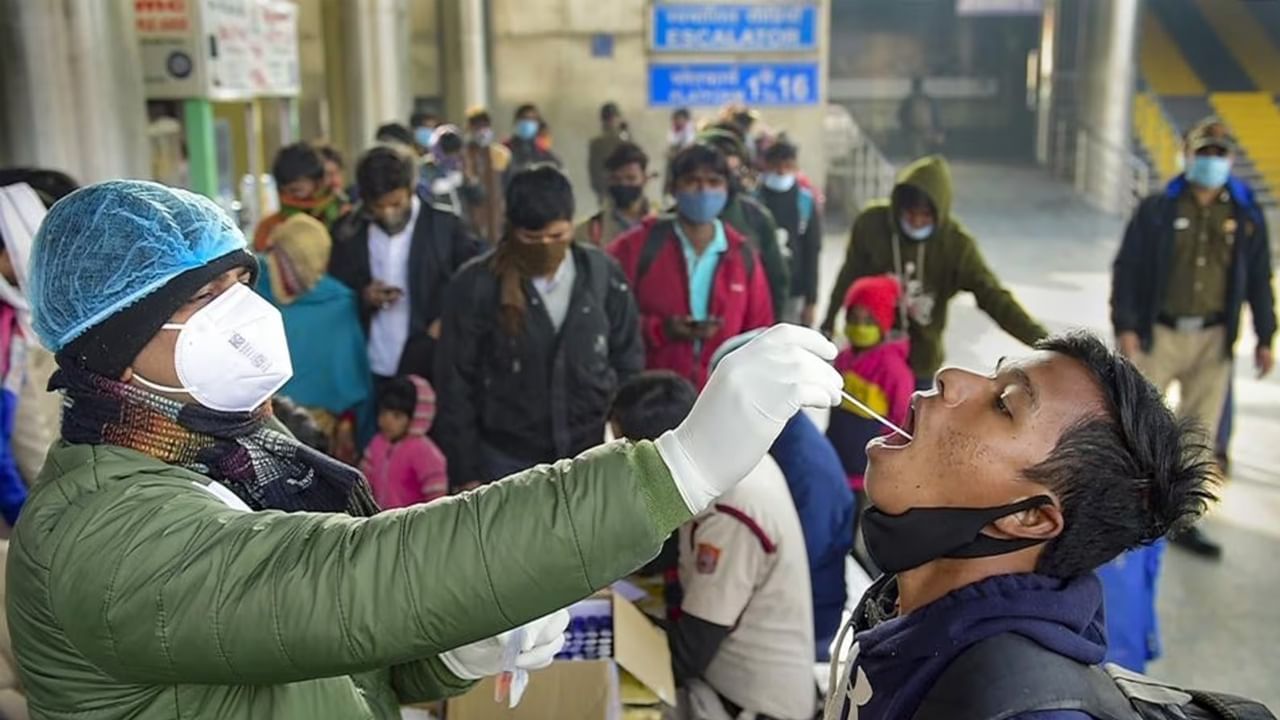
366 196 421 377
677 456 816 720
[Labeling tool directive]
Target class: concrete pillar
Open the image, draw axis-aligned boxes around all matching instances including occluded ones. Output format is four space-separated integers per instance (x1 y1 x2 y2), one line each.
339 0 412 155
459 0 490 112
1076 0 1139 208
0 0 150 183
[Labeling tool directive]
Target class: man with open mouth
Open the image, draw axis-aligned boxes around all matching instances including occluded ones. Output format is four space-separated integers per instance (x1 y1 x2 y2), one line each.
823 331 1219 720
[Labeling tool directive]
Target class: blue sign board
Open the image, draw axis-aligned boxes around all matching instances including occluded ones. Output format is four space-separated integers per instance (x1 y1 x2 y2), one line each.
652 4 818 53
648 62 820 107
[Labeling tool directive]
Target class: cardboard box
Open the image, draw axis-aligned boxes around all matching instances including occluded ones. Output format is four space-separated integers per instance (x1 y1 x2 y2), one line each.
447 591 676 720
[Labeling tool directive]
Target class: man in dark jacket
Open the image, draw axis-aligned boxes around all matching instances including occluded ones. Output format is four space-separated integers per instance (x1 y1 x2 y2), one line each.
821 155 1048 383
505 103 561 175
759 139 822 327
329 146 481 383
824 332 1215 720
434 165 643 490
587 101 629 207
1111 117 1275 559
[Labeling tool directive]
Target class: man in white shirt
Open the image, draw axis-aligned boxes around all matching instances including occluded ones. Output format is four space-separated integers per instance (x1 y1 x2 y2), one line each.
434 165 643 490
330 146 480 382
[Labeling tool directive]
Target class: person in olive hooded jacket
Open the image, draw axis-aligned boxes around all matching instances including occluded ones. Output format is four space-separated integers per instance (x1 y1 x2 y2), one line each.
7 180 843 720
821 155 1047 382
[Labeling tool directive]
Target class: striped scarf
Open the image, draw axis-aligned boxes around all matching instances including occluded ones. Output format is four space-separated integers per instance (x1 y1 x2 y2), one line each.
53 364 379 516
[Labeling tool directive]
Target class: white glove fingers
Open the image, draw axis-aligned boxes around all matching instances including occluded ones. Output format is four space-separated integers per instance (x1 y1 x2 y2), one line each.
527 609 571 647
793 354 845 407
754 324 839 362
515 632 566 671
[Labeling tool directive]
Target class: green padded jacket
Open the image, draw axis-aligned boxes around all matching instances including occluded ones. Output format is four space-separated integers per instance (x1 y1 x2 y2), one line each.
7 439 688 719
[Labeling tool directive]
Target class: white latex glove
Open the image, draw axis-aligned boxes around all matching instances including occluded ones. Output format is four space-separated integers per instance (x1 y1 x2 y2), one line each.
438 609 570 680
657 325 842 514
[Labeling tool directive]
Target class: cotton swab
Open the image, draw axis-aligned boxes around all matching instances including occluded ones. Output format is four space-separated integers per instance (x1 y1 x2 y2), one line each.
840 391 913 441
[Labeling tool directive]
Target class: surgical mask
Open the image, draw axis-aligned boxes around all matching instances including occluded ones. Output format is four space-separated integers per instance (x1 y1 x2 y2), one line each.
900 217 934 241
414 126 436 149
676 189 728 224
472 128 494 147
861 496 1053 574
762 172 797 192
133 283 293 413
1186 155 1231 189
607 184 644 209
514 119 540 141
844 322 882 349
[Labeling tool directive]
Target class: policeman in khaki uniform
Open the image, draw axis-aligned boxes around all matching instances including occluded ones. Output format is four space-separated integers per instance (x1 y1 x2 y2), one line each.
609 373 815 720
1112 117 1277 558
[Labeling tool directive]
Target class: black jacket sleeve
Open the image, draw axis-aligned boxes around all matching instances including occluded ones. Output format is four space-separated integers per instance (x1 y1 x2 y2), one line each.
802 203 823 305
433 266 486 489
1111 201 1150 335
668 613 732 686
1246 211 1277 348
606 258 646 382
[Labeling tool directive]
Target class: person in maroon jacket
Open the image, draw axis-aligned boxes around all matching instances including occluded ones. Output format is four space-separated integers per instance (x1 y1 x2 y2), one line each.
610 143 774 388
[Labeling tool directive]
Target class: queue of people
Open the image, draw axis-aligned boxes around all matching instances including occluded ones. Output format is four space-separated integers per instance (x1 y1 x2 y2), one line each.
0 98 1270 720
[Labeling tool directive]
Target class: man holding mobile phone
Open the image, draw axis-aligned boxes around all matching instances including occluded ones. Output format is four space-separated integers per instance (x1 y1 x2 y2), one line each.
610 143 774 388
331 146 481 384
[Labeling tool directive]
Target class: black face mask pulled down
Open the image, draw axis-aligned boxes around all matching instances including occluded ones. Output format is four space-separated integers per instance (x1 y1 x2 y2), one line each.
861 496 1054 574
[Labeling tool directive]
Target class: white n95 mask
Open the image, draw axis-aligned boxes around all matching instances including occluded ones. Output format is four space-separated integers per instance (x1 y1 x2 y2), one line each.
134 283 294 412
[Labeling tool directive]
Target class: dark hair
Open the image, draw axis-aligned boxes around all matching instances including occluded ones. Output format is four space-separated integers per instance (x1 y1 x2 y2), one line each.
605 141 649 173
271 396 329 453
601 102 621 121
670 143 729 184
764 140 798 165
506 164 575 230
377 377 418 416
702 125 748 160
1026 332 1217 578
356 146 416 201
467 110 492 126
410 111 438 128
315 143 344 169
610 372 698 441
271 142 326 187
892 184 935 214
673 107 691 121
514 103 539 120
375 122 415 146
438 131 464 154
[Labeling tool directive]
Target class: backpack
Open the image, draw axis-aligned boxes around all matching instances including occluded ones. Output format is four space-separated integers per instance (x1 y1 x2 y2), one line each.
913 633 1274 720
634 216 756 285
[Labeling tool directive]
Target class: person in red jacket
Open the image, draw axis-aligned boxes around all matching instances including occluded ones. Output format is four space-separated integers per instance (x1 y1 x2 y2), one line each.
610 144 774 387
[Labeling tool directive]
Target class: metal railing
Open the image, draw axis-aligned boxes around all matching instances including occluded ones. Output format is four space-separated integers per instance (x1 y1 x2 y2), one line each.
824 106 896 217
1052 119 1152 216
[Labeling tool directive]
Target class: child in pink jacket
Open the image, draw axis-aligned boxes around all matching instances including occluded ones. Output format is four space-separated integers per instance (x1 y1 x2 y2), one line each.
360 375 448 509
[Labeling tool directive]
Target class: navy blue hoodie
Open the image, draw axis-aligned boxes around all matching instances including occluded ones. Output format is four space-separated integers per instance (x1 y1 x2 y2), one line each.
844 572 1106 719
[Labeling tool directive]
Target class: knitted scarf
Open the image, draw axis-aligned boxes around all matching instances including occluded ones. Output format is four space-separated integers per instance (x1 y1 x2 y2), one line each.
53 364 379 516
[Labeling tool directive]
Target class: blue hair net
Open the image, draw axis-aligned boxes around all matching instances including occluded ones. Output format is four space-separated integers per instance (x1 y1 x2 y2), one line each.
29 180 247 351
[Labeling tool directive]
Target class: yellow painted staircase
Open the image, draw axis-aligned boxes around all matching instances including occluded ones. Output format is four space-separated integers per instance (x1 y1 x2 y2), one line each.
1194 0 1280 93
1139 8 1205 96
1209 93 1280 193
1133 92 1182 183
